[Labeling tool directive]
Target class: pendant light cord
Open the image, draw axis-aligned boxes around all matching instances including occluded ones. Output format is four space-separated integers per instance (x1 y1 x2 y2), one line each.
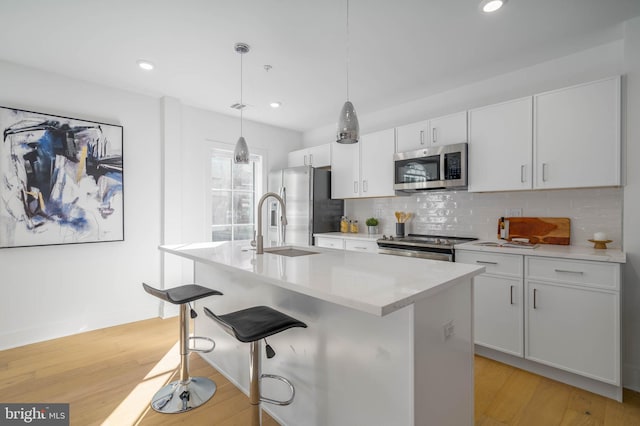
346 0 350 102
240 50 244 136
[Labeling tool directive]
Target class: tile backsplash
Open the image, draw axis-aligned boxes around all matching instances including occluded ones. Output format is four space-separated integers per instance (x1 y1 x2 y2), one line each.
345 187 623 248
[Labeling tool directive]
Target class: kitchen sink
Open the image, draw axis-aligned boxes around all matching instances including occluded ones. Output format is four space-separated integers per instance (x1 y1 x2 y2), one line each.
263 247 319 257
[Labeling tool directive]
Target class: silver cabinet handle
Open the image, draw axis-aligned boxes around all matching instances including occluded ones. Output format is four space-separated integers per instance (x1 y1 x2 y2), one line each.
554 269 584 274
521 165 526 183
309 154 313 165
303 155 308 166
353 246 368 250
420 130 425 145
362 180 368 193
475 260 498 265
354 181 358 194
432 127 437 144
510 285 514 305
533 288 538 309
542 163 548 182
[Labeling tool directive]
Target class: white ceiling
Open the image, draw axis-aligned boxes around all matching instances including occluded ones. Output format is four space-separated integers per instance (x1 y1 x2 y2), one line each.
1 0 639 133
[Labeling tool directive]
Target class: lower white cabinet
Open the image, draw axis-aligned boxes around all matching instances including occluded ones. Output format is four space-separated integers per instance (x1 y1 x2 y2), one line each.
456 251 524 357
525 257 620 385
457 250 621 387
315 235 378 253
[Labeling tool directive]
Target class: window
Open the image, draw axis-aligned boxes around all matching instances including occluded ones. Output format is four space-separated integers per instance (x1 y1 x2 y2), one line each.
210 148 263 242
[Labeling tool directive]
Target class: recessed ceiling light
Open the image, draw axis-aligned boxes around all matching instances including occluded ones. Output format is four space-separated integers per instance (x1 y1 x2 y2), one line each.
137 60 154 71
479 0 507 13
270 102 282 108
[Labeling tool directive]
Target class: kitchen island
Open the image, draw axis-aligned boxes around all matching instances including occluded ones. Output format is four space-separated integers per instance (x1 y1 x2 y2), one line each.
160 241 484 425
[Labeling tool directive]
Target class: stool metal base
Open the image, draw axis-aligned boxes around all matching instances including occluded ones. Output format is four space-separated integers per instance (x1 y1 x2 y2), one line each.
150 377 217 414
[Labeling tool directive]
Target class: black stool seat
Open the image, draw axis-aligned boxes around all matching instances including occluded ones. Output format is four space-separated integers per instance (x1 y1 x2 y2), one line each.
143 282 222 304
203 306 307 343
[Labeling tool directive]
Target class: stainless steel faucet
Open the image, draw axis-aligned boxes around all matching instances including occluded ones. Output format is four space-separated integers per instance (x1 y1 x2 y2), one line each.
256 192 287 254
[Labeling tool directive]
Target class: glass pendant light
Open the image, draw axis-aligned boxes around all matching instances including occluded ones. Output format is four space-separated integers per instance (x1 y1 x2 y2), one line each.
234 42 250 164
336 0 359 144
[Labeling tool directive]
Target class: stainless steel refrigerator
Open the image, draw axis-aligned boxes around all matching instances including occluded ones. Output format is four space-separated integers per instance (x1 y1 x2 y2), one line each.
267 166 344 246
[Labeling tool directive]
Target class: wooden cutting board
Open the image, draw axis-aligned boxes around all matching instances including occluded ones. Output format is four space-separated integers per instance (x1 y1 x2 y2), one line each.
502 217 571 245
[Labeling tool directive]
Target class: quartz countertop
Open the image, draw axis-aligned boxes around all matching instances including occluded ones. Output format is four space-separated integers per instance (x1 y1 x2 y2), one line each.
455 240 626 263
160 241 484 316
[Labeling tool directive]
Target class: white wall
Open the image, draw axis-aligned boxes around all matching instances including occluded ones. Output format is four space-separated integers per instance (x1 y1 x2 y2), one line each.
0 61 303 350
623 16 640 392
0 60 162 350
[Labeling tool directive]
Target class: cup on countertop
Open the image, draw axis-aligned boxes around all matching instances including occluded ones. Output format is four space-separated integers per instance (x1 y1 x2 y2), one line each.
396 223 405 237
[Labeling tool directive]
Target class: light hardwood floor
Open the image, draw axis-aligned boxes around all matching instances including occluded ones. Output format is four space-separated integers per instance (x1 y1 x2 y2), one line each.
1 317 640 425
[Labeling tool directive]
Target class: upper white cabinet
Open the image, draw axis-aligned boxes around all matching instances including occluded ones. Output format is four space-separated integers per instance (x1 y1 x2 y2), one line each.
468 76 621 192
395 120 428 152
395 111 467 153
468 97 533 192
429 111 468 147
534 76 621 189
331 128 395 199
288 144 331 168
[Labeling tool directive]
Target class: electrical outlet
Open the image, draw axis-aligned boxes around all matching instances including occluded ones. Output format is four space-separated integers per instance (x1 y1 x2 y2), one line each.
443 320 455 341
505 208 523 217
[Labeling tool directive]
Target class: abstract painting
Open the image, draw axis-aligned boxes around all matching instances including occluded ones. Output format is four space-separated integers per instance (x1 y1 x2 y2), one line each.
0 106 123 248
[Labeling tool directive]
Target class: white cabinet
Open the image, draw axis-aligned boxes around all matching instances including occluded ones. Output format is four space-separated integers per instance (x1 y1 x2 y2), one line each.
468 97 533 192
534 77 621 189
457 250 621 387
468 76 621 192
331 128 395 199
429 111 468 147
344 239 378 253
525 257 620 385
315 236 345 249
456 251 524 357
395 120 428 152
395 111 467 153
314 235 378 253
288 144 331 168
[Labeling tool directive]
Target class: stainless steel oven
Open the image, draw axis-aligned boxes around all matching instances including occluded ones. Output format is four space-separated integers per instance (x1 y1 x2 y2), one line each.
376 234 477 262
394 143 467 192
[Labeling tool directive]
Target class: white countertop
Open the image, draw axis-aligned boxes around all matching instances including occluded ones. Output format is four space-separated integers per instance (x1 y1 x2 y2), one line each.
455 240 626 263
313 232 382 241
160 241 484 316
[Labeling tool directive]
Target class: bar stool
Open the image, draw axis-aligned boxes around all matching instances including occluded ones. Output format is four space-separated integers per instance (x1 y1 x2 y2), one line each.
142 282 223 413
203 305 307 408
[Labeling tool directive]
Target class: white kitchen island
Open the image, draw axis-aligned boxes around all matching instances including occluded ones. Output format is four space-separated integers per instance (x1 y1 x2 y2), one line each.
160 241 484 426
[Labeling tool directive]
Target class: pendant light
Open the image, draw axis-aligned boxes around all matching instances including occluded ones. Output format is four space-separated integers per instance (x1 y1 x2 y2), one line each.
336 0 359 144
234 42 250 164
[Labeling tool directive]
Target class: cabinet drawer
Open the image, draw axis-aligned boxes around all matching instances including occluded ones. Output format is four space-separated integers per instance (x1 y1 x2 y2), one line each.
344 239 378 253
315 237 344 250
526 257 619 290
456 251 523 277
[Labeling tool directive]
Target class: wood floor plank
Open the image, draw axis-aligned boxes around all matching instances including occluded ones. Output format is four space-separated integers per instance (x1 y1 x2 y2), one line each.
2 317 640 425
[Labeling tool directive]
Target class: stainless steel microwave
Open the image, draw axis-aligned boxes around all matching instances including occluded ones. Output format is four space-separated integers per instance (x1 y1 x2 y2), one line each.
394 142 468 192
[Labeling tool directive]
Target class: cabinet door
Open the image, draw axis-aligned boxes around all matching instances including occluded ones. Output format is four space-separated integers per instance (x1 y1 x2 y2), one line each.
331 142 360 199
396 121 427 153
474 275 524 357
468 97 533 192
308 144 331 168
429 111 467 147
534 76 621 189
344 239 378 253
287 149 309 167
315 236 345 249
525 281 619 384
360 128 395 198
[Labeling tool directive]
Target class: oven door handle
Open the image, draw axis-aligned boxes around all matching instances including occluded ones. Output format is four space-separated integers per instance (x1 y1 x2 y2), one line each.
377 247 453 262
